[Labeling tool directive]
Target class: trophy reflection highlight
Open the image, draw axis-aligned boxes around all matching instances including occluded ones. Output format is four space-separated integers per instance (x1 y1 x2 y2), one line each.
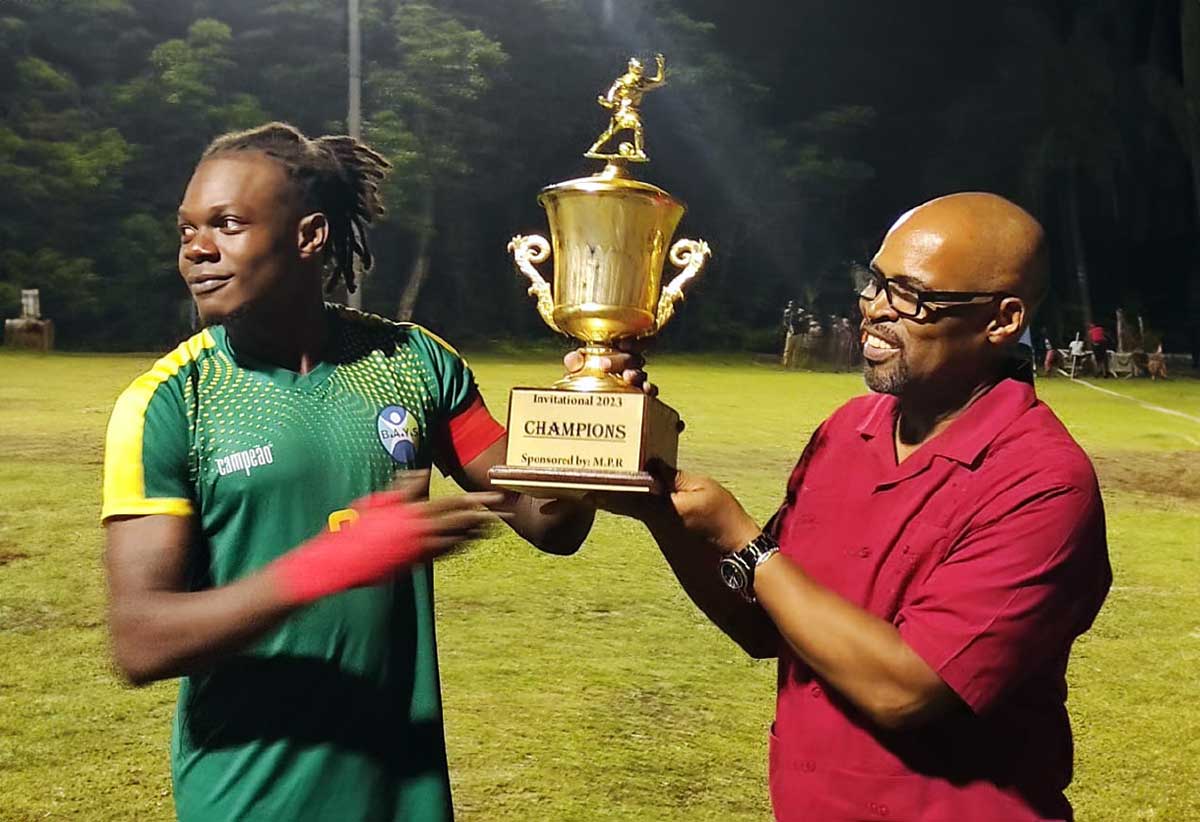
489 55 711 496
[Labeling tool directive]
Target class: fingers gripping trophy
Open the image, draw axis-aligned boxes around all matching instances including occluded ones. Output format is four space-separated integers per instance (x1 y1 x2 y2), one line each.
488 54 711 497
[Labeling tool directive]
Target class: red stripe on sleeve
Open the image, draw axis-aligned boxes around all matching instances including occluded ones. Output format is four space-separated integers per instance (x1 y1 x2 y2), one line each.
443 392 506 471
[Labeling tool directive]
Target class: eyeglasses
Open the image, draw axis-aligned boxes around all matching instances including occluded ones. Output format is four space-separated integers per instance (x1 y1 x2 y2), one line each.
855 266 1012 320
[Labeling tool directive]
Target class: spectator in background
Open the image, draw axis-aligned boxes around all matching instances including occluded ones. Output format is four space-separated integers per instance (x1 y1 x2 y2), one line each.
1068 333 1088 378
1014 326 1036 384
838 316 859 370
782 301 803 369
1147 343 1169 380
1042 335 1058 378
1088 322 1111 377
801 316 824 367
782 300 797 367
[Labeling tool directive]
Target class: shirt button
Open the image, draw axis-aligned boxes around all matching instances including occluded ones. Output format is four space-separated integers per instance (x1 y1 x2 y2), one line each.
879 803 890 817
810 685 822 698
802 760 816 773
858 546 871 558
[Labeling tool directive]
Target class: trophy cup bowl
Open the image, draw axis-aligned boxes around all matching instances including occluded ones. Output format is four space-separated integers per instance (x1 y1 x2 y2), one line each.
543 176 681 344
508 170 710 394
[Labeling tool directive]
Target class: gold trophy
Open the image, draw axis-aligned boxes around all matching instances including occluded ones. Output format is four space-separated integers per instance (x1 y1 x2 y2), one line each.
488 54 711 496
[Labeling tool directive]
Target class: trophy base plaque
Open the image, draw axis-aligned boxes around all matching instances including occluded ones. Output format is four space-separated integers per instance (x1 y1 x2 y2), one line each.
488 387 682 497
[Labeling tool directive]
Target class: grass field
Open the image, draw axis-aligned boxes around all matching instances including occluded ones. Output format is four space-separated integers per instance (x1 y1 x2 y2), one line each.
1 349 1198 821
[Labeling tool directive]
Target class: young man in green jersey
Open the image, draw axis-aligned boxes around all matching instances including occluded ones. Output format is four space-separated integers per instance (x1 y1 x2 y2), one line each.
101 123 641 821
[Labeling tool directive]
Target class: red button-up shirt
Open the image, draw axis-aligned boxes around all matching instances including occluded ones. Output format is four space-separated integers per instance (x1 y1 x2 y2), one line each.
769 379 1110 822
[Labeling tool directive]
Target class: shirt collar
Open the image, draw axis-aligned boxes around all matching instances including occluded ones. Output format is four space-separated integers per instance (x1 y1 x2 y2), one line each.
856 393 898 441
925 378 1037 467
856 378 1037 483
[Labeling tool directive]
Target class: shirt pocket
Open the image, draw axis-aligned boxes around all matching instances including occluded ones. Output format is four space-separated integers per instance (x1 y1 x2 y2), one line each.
876 521 951 616
770 741 931 822
820 766 932 822
780 481 851 550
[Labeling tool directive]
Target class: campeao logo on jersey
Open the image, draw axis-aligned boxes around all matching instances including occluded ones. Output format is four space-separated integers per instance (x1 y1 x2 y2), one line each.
377 405 420 465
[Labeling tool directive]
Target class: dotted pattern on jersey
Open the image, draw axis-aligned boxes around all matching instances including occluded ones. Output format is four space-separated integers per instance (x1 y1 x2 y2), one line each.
187 309 446 505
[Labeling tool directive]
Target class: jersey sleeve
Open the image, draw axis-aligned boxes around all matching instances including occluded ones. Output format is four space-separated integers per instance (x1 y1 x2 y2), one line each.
896 476 1111 715
101 374 194 522
409 326 506 472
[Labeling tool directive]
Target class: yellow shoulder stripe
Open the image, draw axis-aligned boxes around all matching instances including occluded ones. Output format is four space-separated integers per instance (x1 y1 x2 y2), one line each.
100 329 215 523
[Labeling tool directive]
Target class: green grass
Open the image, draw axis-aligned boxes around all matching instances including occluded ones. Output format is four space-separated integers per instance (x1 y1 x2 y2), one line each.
1 349 1198 821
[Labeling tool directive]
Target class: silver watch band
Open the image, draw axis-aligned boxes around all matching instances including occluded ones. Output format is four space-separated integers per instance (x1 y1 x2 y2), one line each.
745 531 780 566
735 532 780 601
754 542 780 567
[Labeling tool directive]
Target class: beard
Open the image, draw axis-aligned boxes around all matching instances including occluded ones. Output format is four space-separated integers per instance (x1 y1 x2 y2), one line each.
863 354 911 395
197 296 259 336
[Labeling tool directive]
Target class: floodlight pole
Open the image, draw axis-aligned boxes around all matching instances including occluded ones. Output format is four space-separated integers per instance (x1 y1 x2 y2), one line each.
347 0 364 309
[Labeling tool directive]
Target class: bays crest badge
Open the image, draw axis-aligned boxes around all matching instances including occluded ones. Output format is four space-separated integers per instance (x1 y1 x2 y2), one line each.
377 405 420 465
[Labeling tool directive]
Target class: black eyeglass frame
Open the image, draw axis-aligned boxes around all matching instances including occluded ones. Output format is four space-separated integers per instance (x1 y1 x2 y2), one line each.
856 266 1015 319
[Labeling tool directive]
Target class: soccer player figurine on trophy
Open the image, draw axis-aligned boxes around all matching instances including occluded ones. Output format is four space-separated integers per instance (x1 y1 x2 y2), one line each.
488 54 711 497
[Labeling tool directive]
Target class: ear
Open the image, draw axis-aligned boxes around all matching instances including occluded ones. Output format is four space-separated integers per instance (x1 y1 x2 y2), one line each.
986 297 1026 345
297 212 329 260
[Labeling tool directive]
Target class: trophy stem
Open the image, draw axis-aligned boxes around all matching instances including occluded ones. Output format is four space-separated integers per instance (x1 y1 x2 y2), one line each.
554 344 642 393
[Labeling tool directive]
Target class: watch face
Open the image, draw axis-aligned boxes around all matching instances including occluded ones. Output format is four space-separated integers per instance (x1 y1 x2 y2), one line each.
719 557 748 591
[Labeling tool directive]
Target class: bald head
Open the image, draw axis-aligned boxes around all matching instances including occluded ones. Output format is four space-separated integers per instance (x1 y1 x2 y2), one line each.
873 192 1048 307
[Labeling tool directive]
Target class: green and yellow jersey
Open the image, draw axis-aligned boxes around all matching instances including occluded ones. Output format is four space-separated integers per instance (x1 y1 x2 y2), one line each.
102 305 504 822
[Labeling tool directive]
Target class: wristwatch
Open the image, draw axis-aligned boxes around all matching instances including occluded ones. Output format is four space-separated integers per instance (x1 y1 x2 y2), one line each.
718 531 780 602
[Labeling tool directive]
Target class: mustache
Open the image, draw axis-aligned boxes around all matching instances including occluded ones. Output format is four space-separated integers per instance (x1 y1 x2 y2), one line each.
860 322 903 348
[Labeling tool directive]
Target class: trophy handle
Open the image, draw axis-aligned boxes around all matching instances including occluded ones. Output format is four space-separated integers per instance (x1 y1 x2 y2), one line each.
508 234 561 334
653 238 711 332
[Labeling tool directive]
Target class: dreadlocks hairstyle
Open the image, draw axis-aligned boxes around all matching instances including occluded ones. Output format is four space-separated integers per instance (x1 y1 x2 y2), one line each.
201 122 391 294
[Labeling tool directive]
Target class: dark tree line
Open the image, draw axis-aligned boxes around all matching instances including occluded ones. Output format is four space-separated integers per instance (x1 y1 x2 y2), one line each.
1 0 1197 358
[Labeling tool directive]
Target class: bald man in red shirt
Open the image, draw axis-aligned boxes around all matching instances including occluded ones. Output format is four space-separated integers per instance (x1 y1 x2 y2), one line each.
589 193 1111 821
